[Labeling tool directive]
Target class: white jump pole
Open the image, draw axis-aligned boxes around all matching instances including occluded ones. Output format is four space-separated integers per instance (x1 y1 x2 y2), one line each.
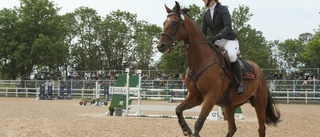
95 81 101 105
125 68 130 115
136 69 142 114
123 69 143 115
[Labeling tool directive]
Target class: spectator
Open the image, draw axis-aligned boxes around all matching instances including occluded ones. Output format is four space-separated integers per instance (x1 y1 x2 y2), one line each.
273 72 279 80
175 73 180 80
298 71 304 80
114 73 119 80
269 72 274 80
142 73 148 80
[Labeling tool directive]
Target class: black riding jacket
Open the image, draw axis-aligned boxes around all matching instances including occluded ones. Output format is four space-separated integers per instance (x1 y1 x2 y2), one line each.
200 3 238 40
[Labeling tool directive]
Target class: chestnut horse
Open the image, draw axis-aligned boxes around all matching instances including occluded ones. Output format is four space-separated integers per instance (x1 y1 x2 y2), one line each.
157 2 280 137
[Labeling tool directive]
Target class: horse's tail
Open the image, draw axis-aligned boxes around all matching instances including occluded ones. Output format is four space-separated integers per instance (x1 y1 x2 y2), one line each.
265 90 281 126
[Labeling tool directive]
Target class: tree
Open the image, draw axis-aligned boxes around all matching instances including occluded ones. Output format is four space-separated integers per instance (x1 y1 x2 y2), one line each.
158 43 187 73
0 8 19 79
298 32 313 45
275 31 318 69
133 22 161 70
184 4 206 26
231 5 252 32
0 0 67 79
277 39 304 69
67 7 102 73
302 30 320 68
99 10 151 70
31 34 68 71
61 8 160 74
61 12 78 77
268 40 281 69
232 5 273 68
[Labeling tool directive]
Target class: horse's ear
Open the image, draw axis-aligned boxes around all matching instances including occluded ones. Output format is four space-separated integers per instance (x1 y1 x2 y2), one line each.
174 1 181 13
165 4 171 13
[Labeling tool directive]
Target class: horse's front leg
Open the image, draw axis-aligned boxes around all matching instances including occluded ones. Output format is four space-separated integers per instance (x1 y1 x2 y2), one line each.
176 94 202 136
192 97 216 137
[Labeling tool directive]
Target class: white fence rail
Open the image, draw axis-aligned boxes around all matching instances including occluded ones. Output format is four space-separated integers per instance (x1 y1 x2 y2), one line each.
0 80 319 104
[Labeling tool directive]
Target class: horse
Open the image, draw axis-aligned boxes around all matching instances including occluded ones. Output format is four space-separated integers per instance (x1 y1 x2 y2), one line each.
156 1 281 137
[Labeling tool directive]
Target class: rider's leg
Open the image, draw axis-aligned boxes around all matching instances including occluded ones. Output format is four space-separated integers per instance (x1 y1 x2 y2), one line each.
221 39 245 94
231 60 245 94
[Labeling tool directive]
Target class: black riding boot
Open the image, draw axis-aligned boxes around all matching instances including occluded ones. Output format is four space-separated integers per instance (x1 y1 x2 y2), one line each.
231 60 245 94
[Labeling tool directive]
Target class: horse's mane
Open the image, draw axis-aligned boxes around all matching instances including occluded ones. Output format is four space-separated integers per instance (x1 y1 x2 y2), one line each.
171 5 206 39
181 8 191 18
172 6 191 18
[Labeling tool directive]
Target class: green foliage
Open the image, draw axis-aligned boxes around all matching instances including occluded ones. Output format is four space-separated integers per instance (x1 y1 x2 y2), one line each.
31 34 68 67
0 8 19 79
231 5 253 33
277 39 304 68
131 22 161 70
231 6 273 68
0 2 319 79
0 0 67 79
158 43 187 73
99 10 161 70
90 99 96 104
67 7 102 71
0 1 160 79
302 31 320 67
116 104 123 108
108 105 115 111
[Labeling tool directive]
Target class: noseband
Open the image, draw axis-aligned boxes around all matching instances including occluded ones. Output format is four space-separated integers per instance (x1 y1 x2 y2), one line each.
159 12 185 46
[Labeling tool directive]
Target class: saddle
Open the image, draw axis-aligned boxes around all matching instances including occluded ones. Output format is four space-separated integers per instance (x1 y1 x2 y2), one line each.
210 44 257 106
213 45 257 80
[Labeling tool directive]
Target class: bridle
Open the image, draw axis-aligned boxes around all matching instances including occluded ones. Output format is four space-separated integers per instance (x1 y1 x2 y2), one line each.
159 12 185 46
159 12 208 47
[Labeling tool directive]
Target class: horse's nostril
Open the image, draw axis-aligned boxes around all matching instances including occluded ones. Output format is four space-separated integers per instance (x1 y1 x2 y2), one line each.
160 44 166 48
157 43 166 50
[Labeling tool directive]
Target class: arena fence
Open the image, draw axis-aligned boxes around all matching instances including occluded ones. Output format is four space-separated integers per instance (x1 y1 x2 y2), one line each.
0 79 319 104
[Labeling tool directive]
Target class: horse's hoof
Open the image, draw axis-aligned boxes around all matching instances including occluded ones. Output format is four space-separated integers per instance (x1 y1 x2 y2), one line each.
192 134 200 137
183 131 192 137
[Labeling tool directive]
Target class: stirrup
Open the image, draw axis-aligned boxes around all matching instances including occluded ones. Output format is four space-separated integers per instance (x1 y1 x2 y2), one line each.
236 83 245 95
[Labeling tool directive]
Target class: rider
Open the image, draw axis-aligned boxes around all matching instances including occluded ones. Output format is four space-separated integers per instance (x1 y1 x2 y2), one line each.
200 0 245 94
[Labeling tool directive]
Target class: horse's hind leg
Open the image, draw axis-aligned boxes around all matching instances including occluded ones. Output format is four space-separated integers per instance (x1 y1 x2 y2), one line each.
176 94 202 136
224 107 237 137
253 96 267 137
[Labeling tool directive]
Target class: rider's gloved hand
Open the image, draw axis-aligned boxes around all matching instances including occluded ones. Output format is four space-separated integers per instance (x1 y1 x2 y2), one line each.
209 35 220 44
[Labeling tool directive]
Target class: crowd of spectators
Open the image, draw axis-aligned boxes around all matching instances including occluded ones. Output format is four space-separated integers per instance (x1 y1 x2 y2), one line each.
53 70 184 89
28 69 320 89
267 70 320 87
152 72 184 88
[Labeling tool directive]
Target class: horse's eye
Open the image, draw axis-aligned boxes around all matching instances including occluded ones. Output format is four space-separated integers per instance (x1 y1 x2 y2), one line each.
171 21 179 27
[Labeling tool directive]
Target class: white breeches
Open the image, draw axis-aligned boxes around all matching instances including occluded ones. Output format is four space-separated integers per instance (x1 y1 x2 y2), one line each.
215 39 239 62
